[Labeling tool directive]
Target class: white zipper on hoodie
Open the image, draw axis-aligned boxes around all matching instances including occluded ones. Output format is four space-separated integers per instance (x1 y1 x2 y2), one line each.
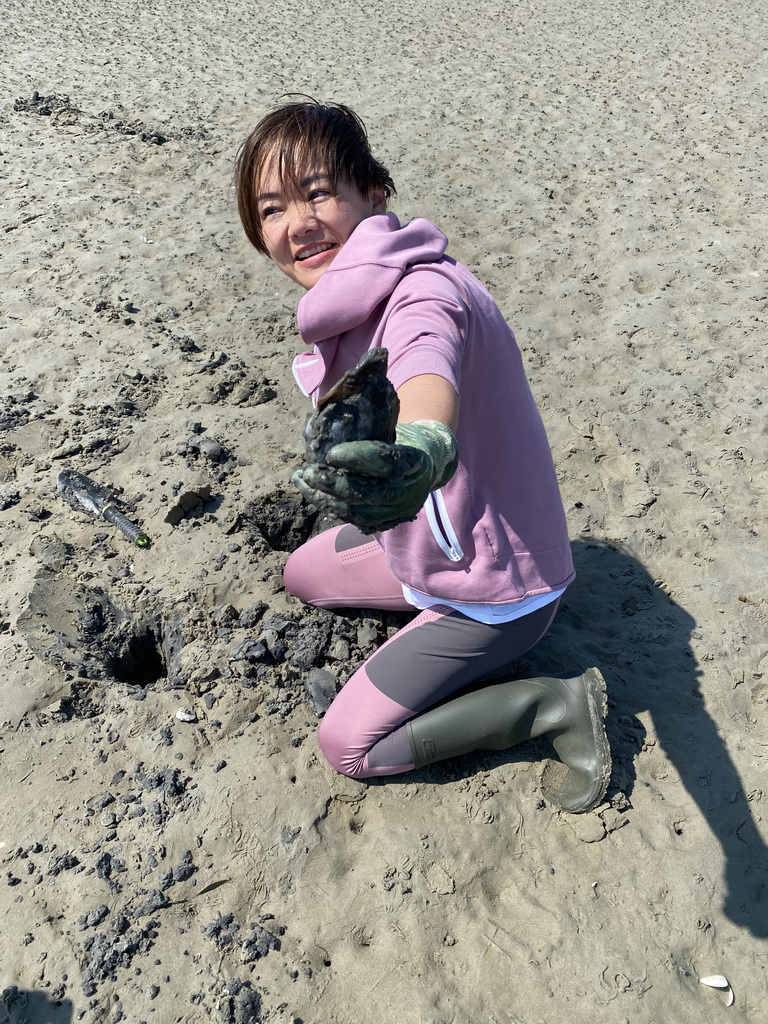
425 489 464 562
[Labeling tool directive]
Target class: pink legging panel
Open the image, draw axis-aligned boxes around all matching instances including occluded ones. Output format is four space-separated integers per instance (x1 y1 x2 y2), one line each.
283 525 559 779
283 523 412 612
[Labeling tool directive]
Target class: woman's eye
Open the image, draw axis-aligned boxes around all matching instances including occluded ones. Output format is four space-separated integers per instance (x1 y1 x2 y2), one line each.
259 205 279 219
308 189 330 202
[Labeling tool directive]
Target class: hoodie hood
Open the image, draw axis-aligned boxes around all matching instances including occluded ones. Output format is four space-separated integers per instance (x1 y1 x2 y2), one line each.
297 213 448 347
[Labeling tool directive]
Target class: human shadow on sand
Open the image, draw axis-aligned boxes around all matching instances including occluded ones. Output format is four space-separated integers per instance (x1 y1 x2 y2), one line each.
0 986 73 1024
383 537 767 939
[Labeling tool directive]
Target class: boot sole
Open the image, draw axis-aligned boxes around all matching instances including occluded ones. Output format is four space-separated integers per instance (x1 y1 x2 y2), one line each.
541 667 611 814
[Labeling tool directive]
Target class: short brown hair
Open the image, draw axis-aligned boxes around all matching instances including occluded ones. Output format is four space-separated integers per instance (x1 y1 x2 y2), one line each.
234 99 396 255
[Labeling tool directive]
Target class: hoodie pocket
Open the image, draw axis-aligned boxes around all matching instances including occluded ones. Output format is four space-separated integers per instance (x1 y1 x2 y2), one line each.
425 489 465 562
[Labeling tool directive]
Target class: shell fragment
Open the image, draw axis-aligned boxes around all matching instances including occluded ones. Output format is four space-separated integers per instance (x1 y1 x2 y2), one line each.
699 975 734 1006
176 707 197 722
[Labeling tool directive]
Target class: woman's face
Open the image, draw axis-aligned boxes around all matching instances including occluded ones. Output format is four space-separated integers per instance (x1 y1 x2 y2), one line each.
256 158 386 289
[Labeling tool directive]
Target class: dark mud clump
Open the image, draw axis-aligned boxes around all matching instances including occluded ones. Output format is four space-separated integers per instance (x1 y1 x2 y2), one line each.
0 389 36 431
241 487 318 552
203 914 281 963
302 347 398 467
240 921 281 963
134 764 191 827
13 92 80 118
304 668 337 715
13 91 208 144
80 914 159 996
77 905 109 930
217 980 264 1024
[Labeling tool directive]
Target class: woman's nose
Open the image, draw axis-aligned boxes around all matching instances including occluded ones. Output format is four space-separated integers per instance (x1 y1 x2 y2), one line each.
287 200 317 236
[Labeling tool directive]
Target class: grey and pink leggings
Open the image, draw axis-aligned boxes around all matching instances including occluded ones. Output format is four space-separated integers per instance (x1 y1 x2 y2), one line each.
283 525 559 779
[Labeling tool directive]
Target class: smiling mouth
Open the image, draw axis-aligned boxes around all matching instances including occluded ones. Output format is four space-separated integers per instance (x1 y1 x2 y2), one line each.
296 243 335 262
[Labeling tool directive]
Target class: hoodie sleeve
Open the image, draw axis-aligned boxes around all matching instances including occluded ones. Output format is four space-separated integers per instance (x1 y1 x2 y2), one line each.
378 264 469 395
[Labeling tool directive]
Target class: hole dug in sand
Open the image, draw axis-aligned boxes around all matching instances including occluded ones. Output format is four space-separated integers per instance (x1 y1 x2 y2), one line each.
18 574 174 700
106 625 167 688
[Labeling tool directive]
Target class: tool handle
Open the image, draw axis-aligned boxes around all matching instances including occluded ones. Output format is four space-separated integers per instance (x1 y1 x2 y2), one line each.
101 505 150 547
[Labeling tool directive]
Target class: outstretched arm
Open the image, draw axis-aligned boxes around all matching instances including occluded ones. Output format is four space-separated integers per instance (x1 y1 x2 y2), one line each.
396 373 459 432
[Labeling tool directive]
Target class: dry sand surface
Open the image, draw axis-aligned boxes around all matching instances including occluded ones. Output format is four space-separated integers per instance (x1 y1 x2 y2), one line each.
2 0 767 1021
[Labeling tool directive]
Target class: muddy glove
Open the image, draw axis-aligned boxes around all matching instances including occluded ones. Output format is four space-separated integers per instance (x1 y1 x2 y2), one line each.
293 420 459 533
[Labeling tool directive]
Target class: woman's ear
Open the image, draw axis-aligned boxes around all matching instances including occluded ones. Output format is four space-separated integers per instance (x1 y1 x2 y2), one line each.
370 186 388 214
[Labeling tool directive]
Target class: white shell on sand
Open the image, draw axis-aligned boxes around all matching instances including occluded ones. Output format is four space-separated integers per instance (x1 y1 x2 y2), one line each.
175 707 197 722
699 976 734 1006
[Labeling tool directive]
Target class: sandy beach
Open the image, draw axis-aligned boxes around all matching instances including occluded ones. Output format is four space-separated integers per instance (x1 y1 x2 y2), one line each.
2 0 767 1021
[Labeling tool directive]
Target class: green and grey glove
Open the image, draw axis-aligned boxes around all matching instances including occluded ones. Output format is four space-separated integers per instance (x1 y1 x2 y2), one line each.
292 419 459 533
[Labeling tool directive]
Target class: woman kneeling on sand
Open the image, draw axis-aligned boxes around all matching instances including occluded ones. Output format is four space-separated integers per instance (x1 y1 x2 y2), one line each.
234 100 610 813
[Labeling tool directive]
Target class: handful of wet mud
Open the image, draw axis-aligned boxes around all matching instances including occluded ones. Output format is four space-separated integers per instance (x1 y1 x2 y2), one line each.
294 348 429 532
301 348 399 467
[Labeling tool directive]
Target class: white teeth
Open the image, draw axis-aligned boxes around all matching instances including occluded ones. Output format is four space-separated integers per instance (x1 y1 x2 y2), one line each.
297 244 333 261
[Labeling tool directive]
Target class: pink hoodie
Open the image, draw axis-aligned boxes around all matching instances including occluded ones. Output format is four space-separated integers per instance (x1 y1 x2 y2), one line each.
292 213 575 605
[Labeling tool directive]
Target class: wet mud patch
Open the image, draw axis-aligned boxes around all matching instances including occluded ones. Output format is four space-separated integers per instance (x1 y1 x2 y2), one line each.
241 487 318 552
226 602 411 723
18 574 172 696
0 390 36 432
17 552 411 726
187 361 279 407
13 91 208 145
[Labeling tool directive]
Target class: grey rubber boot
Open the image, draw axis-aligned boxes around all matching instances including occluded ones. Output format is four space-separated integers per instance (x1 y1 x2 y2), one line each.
406 668 611 814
